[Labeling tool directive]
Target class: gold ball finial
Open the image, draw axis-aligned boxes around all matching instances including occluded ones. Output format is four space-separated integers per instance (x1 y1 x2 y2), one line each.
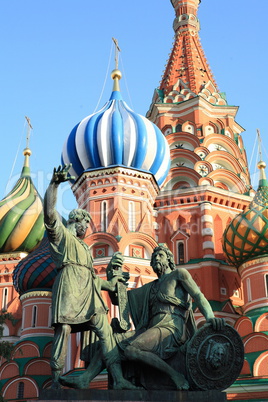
257 160 266 170
23 147 32 157
111 69 122 81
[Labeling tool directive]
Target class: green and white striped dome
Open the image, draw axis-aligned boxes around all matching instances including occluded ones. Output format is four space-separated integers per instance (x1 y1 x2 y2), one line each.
0 148 45 253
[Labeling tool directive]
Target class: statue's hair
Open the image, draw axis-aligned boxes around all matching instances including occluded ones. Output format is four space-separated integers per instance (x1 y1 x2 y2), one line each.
68 209 91 224
151 245 176 271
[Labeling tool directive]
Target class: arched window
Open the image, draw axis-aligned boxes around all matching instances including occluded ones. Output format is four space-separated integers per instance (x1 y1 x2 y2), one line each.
176 123 182 132
177 241 185 265
21 308 25 330
2 287 8 310
246 278 252 302
128 201 135 231
17 382 24 399
48 305 52 327
265 275 268 297
101 201 108 232
163 125 172 136
32 305 37 327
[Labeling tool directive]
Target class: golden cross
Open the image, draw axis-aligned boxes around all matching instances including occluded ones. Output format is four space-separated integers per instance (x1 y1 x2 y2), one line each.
25 116 33 148
112 37 121 69
257 129 262 161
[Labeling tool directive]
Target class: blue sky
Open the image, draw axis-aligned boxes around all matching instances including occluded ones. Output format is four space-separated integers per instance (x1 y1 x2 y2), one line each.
1 0 267 217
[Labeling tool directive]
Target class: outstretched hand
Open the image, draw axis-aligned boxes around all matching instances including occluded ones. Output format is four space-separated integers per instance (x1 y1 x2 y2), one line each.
51 164 75 185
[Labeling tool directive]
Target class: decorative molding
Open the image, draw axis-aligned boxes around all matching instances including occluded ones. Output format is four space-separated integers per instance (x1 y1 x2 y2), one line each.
20 291 52 300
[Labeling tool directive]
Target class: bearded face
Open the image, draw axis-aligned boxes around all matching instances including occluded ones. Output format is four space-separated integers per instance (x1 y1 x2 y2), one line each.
67 218 88 239
152 250 170 277
67 209 91 238
75 220 88 238
206 340 229 370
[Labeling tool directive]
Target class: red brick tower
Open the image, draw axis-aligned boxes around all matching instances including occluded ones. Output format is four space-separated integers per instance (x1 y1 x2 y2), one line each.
146 0 253 326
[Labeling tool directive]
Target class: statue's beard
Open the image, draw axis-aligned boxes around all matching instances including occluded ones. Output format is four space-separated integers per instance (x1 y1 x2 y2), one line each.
153 262 169 277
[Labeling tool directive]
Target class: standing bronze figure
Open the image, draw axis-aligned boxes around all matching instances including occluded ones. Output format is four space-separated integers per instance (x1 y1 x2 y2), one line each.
44 165 136 390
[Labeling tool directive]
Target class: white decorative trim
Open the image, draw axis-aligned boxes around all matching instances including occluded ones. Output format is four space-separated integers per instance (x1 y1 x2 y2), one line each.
20 332 54 340
243 333 268 347
239 257 268 274
94 256 151 266
3 377 39 397
20 291 52 300
22 299 51 306
243 300 268 314
202 241 214 250
240 265 268 279
201 215 213 223
202 228 213 236
254 351 268 376
200 202 212 211
226 382 268 394
73 166 159 194
0 252 28 261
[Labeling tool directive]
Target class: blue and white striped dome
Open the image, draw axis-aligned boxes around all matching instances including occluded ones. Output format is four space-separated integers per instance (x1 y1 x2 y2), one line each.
62 71 170 187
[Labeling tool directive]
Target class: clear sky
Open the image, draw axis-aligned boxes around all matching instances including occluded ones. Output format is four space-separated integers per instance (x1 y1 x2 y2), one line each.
1 0 267 217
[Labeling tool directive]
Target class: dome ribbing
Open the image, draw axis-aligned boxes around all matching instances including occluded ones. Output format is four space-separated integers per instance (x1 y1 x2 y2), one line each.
0 148 44 253
13 234 57 294
62 70 170 187
223 162 268 267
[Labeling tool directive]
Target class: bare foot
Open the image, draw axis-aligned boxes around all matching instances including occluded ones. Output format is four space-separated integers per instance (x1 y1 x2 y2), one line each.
113 378 141 390
59 374 90 389
172 373 189 390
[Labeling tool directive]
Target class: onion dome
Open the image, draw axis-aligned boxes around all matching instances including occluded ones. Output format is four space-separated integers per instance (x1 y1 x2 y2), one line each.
0 147 45 253
13 233 57 295
62 69 170 187
223 161 268 267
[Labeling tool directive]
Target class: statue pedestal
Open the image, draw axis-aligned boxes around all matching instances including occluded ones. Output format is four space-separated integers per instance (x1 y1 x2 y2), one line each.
38 389 227 401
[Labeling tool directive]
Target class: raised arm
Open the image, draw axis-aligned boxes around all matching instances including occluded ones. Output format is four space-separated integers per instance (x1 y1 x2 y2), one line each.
44 164 74 225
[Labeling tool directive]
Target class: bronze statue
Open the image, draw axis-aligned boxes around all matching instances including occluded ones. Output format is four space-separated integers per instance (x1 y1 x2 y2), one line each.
121 245 225 389
44 165 137 390
60 245 228 390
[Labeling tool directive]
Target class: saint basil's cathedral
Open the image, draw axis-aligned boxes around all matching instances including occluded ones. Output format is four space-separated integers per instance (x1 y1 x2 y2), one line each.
1 1 268 400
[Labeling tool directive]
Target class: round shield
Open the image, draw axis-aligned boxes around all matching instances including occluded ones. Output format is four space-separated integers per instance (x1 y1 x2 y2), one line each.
186 323 244 391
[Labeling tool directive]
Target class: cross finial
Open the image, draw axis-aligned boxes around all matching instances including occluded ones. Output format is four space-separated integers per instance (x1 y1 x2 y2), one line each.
112 37 121 70
257 129 262 162
25 116 33 149
256 128 267 184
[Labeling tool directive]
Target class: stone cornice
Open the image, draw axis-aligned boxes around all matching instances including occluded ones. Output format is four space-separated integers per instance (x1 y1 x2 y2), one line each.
72 166 159 194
